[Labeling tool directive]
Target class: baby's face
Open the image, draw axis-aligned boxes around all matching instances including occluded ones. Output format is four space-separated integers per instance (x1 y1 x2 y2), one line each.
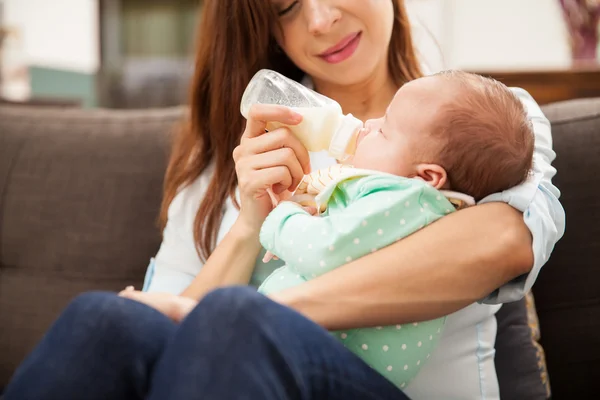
352 76 451 176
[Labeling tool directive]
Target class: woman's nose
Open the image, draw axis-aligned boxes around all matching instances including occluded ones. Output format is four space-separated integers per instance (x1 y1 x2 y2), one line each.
305 0 341 35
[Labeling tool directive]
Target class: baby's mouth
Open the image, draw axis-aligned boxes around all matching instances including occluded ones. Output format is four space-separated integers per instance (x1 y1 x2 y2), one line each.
356 127 369 146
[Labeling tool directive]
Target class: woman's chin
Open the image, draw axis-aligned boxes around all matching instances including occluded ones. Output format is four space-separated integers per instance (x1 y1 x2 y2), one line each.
313 63 382 87
325 57 383 85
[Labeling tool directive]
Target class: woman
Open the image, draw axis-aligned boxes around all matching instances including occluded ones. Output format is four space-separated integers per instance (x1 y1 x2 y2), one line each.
5 0 564 399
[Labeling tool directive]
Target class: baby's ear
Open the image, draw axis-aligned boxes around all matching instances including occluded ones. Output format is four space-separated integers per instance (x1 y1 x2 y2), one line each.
415 164 447 190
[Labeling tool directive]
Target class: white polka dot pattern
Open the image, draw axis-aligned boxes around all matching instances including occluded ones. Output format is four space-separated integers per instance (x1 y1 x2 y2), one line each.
257 172 456 388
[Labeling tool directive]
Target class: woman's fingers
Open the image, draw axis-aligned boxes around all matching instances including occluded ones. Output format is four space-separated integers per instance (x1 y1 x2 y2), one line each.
233 104 312 230
255 167 293 195
246 148 305 191
118 291 196 322
239 166 293 198
243 104 302 139
234 127 311 174
119 289 149 300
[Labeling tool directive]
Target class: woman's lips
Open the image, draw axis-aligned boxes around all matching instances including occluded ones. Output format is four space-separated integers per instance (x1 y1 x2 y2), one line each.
318 32 362 64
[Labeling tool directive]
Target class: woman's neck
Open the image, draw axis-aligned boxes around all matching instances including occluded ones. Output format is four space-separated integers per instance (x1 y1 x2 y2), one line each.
312 70 398 122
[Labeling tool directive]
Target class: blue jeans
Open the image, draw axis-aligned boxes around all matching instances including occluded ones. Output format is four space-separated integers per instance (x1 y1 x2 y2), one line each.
5 287 410 400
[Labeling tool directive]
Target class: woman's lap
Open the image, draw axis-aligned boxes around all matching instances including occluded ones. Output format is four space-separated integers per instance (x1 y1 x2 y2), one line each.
5 291 177 400
150 286 409 400
6 287 409 400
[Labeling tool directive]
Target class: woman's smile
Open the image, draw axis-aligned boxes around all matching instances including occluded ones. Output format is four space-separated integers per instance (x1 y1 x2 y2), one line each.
317 31 362 64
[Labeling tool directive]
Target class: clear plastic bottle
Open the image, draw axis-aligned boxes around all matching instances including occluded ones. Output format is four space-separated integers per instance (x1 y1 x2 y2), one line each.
240 69 363 161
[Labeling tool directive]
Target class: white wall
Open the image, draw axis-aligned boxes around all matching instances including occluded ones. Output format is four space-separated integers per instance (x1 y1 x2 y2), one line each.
407 0 451 73
2 0 571 74
4 0 99 73
407 0 572 72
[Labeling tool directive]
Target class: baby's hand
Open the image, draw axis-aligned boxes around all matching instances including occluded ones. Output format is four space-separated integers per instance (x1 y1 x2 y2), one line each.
119 287 197 322
302 205 318 215
262 251 278 263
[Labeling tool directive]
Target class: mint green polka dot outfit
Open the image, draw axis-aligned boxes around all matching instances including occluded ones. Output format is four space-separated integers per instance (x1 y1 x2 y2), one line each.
258 169 458 389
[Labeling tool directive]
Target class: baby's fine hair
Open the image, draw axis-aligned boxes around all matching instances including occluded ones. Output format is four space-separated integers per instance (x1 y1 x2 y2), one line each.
431 70 534 201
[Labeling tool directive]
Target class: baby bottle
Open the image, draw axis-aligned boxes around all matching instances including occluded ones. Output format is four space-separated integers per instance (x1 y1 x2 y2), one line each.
240 69 363 161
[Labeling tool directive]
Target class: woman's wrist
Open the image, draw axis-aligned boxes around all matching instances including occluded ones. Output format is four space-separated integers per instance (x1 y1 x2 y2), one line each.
172 297 198 322
230 215 263 245
180 214 263 300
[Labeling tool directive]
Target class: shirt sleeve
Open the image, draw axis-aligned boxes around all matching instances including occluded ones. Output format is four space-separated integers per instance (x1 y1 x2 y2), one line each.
479 88 566 304
260 176 452 275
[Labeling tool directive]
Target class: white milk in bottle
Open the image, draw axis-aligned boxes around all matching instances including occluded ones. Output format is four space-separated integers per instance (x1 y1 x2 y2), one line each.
240 69 363 160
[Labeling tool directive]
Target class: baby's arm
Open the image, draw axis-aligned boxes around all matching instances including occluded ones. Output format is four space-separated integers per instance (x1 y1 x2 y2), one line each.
260 176 454 275
262 205 318 263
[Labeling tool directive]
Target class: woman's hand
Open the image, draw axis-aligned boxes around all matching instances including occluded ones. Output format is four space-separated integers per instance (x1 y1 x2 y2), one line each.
233 104 311 233
178 105 312 300
119 287 198 322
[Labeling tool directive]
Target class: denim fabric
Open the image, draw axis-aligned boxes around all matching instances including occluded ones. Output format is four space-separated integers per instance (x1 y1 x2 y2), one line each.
5 288 410 400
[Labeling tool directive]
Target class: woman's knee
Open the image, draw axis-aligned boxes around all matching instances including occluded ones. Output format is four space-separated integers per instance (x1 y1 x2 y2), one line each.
201 286 264 312
63 291 123 322
62 291 164 341
192 286 272 328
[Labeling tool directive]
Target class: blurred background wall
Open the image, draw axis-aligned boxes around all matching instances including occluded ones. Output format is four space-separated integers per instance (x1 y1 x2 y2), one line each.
2 0 99 106
1 0 597 108
409 0 571 72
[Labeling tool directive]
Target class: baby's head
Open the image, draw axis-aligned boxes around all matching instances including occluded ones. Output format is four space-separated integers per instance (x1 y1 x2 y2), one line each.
352 70 534 200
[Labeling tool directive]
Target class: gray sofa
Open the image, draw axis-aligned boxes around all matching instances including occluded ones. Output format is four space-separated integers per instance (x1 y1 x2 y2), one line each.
1 99 599 399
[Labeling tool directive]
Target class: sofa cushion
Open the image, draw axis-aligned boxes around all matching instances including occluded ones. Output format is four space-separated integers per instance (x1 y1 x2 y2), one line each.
495 293 550 400
0 106 184 386
532 98 600 399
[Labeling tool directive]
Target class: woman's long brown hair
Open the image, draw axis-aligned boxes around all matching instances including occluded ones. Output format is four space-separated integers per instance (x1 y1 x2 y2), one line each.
159 0 423 262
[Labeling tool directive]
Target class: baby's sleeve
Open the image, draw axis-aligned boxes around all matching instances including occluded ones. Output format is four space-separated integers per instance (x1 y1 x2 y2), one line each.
260 176 452 276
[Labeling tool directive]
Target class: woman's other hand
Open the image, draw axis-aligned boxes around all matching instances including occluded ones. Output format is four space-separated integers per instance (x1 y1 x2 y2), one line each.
119 287 198 322
233 104 311 233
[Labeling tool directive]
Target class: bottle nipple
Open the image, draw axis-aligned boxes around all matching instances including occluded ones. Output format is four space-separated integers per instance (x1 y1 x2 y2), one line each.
328 114 363 160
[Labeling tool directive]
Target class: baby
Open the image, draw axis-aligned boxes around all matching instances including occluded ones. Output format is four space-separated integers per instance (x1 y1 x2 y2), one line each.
257 70 534 389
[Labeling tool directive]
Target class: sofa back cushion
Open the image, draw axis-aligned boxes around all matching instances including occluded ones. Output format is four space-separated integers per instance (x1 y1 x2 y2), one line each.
0 106 183 386
535 98 600 399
